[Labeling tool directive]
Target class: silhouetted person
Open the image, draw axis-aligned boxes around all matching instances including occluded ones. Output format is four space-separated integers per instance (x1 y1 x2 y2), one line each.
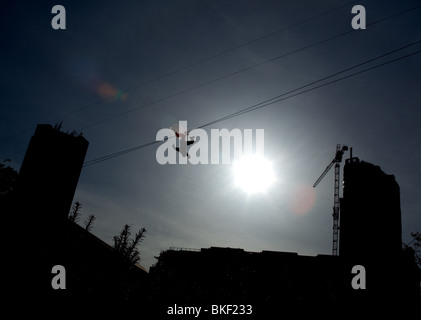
173 134 195 158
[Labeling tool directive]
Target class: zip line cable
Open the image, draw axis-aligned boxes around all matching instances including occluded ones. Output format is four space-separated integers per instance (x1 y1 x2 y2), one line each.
82 45 421 167
78 4 421 131
197 40 421 128
4 3 421 144
0 0 355 144
2 4 420 163
201 49 421 127
3 33 420 162
69 0 357 122
2 4 419 148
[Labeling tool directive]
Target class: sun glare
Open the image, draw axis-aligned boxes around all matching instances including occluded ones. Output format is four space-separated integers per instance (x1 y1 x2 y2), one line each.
233 155 275 194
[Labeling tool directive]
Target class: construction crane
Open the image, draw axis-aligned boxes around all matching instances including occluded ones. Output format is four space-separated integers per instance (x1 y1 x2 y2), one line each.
313 144 348 256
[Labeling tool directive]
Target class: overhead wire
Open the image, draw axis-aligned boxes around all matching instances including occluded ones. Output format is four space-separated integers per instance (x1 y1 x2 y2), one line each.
83 42 421 167
79 4 421 131
3 3 421 165
197 40 421 128
201 49 421 127
0 0 355 144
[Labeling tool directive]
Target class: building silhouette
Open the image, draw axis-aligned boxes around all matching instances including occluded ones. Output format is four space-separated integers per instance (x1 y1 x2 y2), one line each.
339 156 419 304
2 125 419 310
2 124 150 304
150 247 352 316
16 124 89 224
150 156 420 314
340 157 402 259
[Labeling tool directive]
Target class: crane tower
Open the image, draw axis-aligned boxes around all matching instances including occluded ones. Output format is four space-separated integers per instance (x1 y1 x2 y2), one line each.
313 144 348 256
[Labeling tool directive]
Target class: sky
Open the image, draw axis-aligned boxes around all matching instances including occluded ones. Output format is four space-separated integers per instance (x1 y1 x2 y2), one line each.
1 0 420 270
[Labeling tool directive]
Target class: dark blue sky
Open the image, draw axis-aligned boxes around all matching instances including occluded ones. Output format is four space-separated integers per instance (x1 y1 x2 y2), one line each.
1 0 420 269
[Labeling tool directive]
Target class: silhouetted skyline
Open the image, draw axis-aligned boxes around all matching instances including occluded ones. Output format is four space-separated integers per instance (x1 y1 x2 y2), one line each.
2 123 418 310
1 0 420 271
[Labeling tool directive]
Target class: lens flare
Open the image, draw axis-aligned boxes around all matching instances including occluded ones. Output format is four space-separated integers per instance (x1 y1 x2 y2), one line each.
97 82 128 101
289 184 316 215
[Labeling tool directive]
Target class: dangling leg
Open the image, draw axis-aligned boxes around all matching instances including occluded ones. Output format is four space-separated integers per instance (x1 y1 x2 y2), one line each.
187 136 195 146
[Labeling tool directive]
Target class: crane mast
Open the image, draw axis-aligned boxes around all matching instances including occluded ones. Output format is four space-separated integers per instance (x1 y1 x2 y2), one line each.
313 144 348 256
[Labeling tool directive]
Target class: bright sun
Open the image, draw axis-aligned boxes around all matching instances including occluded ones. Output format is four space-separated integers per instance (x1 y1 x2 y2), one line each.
233 154 275 194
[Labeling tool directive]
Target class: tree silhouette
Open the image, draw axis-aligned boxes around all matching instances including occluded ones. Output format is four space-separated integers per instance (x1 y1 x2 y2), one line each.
403 231 421 298
113 224 146 265
0 163 18 214
403 232 421 269
68 201 96 232
68 201 82 223
84 214 96 232
0 163 17 198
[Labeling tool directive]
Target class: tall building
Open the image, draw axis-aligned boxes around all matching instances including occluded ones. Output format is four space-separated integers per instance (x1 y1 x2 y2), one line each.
16 124 89 223
3 125 151 304
339 157 419 303
339 157 402 260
